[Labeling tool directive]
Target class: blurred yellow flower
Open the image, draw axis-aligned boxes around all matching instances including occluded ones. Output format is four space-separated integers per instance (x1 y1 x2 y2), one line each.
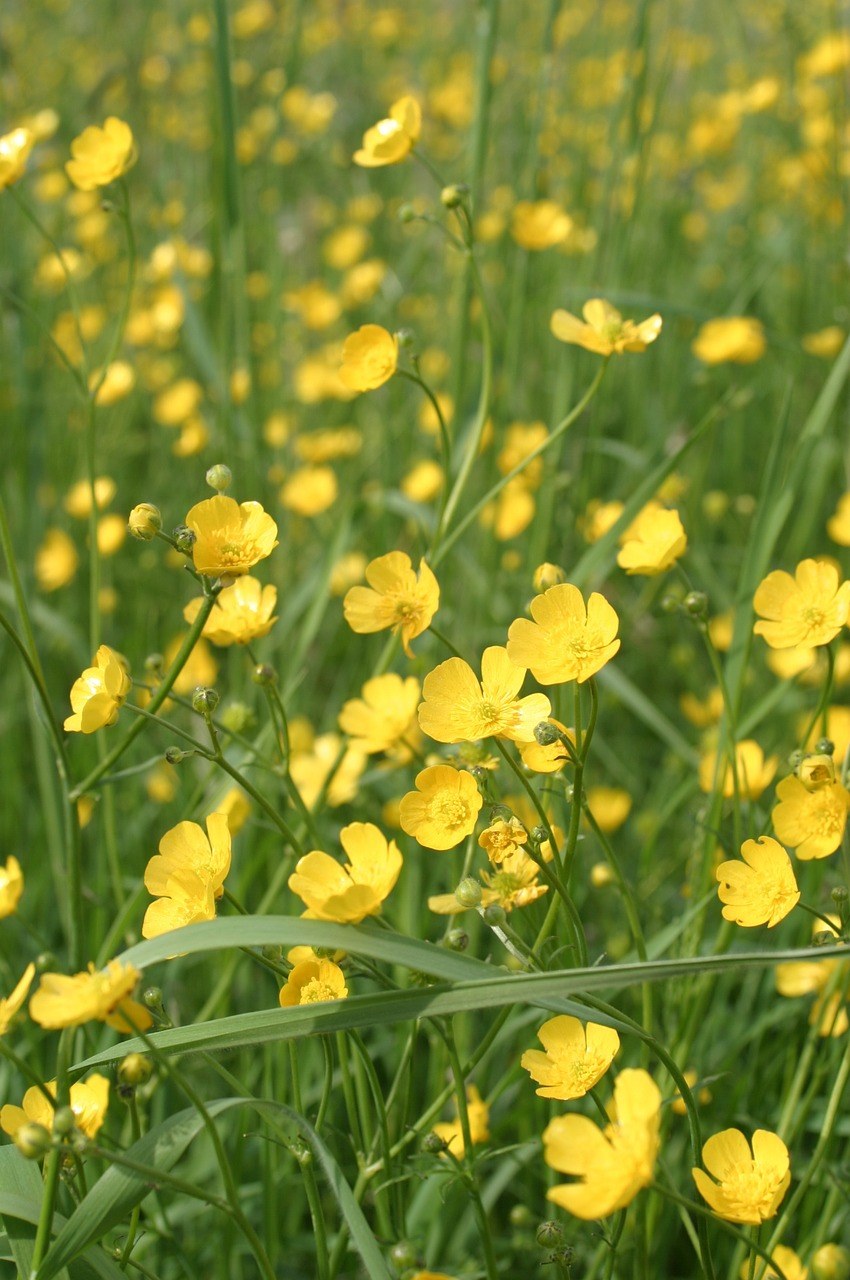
432 1085 489 1156
400 765 482 850
0 964 35 1035
776 953 848 1037
185 496 279 577
1 1074 109 1141
64 645 131 734
419 645 551 745
0 856 24 919
288 823 402 923
338 674 421 754
551 298 662 356
811 1245 850 1280
716 837 799 927
772 774 850 860
353 96 421 167
803 326 845 359
97 514 127 557
279 958 348 1006
91 360 135 406
617 503 687 575
66 117 137 190
280 465 338 516
693 1128 790 1224
344 550 439 657
521 1015 620 1100
30 960 152 1032
35 528 78 591
0 128 34 190
65 476 116 518
754 559 850 649
511 199 573 251
585 787 632 833
738 1245 808 1280
692 316 766 365
506 583 620 685
290 733 367 809
184 577 278 646
827 493 850 547
339 324 398 392
698 740 777 800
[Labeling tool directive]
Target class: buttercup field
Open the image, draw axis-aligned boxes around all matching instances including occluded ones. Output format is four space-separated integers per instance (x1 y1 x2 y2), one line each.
2 1 850 1277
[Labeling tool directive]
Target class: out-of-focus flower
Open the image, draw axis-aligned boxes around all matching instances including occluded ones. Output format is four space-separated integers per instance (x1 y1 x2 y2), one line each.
339 325 398 392
64 646 131 734
0 857 24 919
693 1129 790 1224
617 503 687 575
1 1075 110 1140
692 316 766 365
0 128 34 190
716 837 799 927
803 327 845 359
280 466 338 516
432 1086 489 1156
30 960 152 1032
353 96 421 167
827 494 850 546
35 529 78 591
338 674 421 755
550 299 662 356
521 1015 620 1099
0 964 35 1034
737 1246 808 1280
698 740 777 800
66 118 137 190
511 200 572 250
585 787 632 833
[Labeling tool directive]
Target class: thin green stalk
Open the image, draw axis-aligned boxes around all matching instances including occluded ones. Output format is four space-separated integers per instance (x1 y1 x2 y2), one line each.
441 1023 499 1280
118 1095 143 1269
288 1043 330 1280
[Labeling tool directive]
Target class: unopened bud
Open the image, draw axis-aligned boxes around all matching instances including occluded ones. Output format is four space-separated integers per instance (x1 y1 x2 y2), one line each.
660 593 681 614
455 877 482 909
143 986 164 1014
164 746 185 765
15 1123 52 1159
684 591 709 620
509 1204 534 1228
173 525 196 555
389 1240 419 1269
118 1053 153 1087
797 752 835 791
534 721 560 746
421 1131 445 1154
397 202 417 224
192 686 220 716
816 738 835 757
482 903 507 927
440 183 466 208
444 928 469 951
533 562 567 591
536 1221 564 1249
52 1106 77 1137
205 464 232 493
127 503 161 541
252 664 277 687
144 653 164 677
812 1244 850 1280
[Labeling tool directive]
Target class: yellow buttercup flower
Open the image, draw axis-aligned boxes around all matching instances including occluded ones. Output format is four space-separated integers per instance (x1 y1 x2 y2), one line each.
30 960 152 1032
511 200 573 251
692 316 766 365
617 503 687 576
288 822 402 923
66 117 137 190
432 1085 489 1157
35 528 79 591
280 466 338 516
399 765 482 850
693 1128 790 1224
338 674 421 754
65 476 116 519
185 496 279 577
521 1015 620 1100
143 813 232 940
550 298 662 356
772 774 850 860
279 958 349 1006
738 1246 808 1280
585 786 632 833
64 645 131 734
1 1074 110 1141
290 733 367 810
184 577 278 646
716 837 800 927
754 559 850 649
698 740 778 800
0 856 23 919
343 551 439 657
803 326 845 359
428 847 547 915
543 1068 661 1219
353 96 421 167
506 583 620 685
419 645 551 745
339 325 398 392
0 128 34 190
0 964 36 1035
827 493 850 546
478 816 528 865
777 955 849 1037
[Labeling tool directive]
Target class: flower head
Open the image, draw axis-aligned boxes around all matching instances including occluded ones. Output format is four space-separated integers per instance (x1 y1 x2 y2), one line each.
1 1074 110 1141
419 646 551 745
290 733 367 809
754 559 850 649
279 958 348 1006
184 577 278 646
432 1086 489 1157
511 200 573 251
772 774 850 860
693 1128 791 1224
478 816 528 865
550 299 662 356
65 117 136 190
522 1015 620 1100
143 813 231 940
339 325 398 392
288 823 402 923
698 740 778 800
716 837 800 927
30 960 152 1032
617 503 687 576
0 964 35 1035
338 674 421 755
0 856 23 919
353 96 421 167
506 584 620 685
400 765 482 850
0 128 34 190
185 496 279 578
543 1068 661 1219
692 316 766 365
827 493 850 546
738 1246 808 1280
344 551 439 657
64 645 131 734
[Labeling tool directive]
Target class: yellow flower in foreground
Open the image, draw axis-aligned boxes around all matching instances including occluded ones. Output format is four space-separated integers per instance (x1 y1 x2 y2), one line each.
66 117 136 190
506 583 620 685
353 96 421 167
692 316 766 365
827 493 850 547
0 128 34 190
0 856 23 919
279 958 348 1006
543 1068 661 1219
0 964 35 1035
338 673 421 755
739 1246 808 1280
339 325 398 392
511 200 573 251
30 960 152 1032
64 645 131 734
693 1128 790 1224
400 765 482 850
754 559 850 651
772 774 850 860
521 1015 620 1100
432 1086 490 1157
698 740 777 800
185 496 279 578
1 1074 109 1141
184 577 278 646
617 503 687 575
288 823 402 923
143 813 231 939
550 298 662 356
419 645 551 745
479 816 527 865
344 551 439 657
716 837 800 927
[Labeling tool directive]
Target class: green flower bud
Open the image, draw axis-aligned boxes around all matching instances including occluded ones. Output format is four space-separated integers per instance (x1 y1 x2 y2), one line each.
397 203 417 224
172 525 196 555
14 1123 52 1159
509 1204 535 1228
164 746 185 765
440 183 465 208
52 1106 77 1137
444 928 469 951
534 720 560 746
813 1244 850 1280
252 663 277 686
127 503 162 541
205 464 233 493
483 903 507 927
191 686 220 716
143 986 164 1014
536 1221 564 1249
421 1131 446 1154
684 591 709 619
118 1053 153 1087
389 1240 419 1270
455 877 482 909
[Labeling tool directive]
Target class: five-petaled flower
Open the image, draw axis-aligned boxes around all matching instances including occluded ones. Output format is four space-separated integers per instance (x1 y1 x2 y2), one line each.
693 1128 791 1224
716 837 800 927
185 496 279 578
344 551 439 657
550 298 662 356
419 646 551 745
400 765 482 850
30 960 152 1032
506 583 620 685
754 559 850 649
64 645 131 734
279 959 349 1007
772 774 850 860
184 576 278 646
65 117 136 190
288 823 402 923
522 1015 620 1100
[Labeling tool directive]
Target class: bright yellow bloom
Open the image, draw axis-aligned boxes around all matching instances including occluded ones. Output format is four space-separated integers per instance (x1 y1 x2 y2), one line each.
338 674 421 754
339 325 398 392
429 847 548 915
0 964 35 1035
521 1015 620 1100
698 740 778 800
772 774 850 860
185 496 279 578
478 816 527 865
754 559 850 649
511 200 573 251
543 1069 661 1219
35 528 79 591
419 646 551 745
585 787 632 833
290 733 367 810
66 117 136 190
344 551 439 657
1 1074 110 1141
716 837 800 928
64 645 131 734
692 316 766 365
693 1128 790 1225
400 765 482 850
617 503 687 575
142 813 231 940
279 958 348 1006
0 856 23 919
288 823 402 923
506 584 620 685
827 493 850 547
184 577 278 646
550 299 662 356
353 96 421 167
0 128 34 190
30 960 152 1032
432 1085 489 1157
739 1246 808 1280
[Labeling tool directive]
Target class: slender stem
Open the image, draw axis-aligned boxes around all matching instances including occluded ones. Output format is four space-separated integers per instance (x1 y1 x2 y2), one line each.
118 1095 143 1269
441 1023 499 1280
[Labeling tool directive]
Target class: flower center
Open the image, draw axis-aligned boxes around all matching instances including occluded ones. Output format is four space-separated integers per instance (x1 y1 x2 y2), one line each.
431 794 469 827
721 1166 781 1220
299 979 340 1004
